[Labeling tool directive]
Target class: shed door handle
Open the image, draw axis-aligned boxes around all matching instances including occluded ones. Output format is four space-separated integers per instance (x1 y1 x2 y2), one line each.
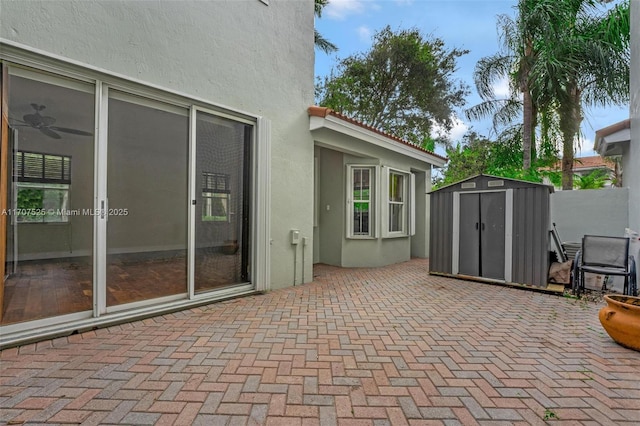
481 223 485 231
475 222 479 230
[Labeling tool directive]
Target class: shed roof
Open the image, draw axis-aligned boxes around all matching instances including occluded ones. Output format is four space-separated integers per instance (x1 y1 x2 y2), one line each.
430 174 554 194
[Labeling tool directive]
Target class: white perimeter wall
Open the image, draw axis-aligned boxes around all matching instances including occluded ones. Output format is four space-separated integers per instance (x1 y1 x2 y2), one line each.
0 0 316 289
551 188 629 243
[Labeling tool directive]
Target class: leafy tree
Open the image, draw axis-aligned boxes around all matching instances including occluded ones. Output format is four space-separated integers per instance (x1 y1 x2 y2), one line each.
434 131 542 188
316 26 469 148
314 0 337 54
436 133 493 187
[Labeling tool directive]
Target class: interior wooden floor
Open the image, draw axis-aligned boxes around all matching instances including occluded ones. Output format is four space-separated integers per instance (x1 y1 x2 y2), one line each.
1 252 243 325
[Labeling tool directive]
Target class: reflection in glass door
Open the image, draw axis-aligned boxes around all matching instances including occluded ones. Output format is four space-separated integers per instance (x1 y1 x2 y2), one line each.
106 92 189 307
194 111 251 293
2 70 95 325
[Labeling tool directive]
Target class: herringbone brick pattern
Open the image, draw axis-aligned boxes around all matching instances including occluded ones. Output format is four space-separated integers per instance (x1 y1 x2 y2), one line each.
1 258 639 425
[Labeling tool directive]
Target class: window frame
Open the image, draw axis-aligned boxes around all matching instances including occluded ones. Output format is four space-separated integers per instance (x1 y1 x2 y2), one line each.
201 172 231 222
382 166 415 238
346 164 377 239
388 170 406 235
14 150 72 224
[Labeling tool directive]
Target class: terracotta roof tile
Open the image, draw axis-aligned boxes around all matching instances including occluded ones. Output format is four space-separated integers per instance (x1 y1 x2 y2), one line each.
308 106 448 162
544 155 615 172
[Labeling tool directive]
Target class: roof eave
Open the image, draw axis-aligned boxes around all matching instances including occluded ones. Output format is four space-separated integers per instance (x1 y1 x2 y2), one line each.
594 119 631 155
308 107 447 168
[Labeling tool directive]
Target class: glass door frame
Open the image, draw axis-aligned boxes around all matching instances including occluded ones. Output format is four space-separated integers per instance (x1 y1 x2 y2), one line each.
0 50 271 347
188 106 257 298
94 98 259 316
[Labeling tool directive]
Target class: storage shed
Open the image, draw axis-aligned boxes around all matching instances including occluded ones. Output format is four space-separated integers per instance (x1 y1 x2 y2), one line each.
429 175 556 290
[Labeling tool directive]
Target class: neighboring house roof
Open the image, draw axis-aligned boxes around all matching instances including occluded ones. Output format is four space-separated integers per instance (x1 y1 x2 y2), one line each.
543 155 615 173
594 118 631 157
308 106 448 167
572 156 616 173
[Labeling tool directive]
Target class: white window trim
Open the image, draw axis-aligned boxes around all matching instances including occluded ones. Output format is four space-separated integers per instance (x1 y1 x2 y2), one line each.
381 166 415 238
346 164 377 239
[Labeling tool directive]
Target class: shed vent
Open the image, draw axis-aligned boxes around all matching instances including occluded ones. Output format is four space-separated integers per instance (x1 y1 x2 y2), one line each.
461 182 476 189
488 180 505 187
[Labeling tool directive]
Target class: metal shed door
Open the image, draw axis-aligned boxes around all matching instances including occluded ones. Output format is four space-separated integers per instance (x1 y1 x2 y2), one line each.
458 192 505 280
480 192 505 280
458 194 480 276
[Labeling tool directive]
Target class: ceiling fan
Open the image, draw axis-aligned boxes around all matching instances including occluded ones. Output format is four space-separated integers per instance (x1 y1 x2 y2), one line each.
11 103 93 140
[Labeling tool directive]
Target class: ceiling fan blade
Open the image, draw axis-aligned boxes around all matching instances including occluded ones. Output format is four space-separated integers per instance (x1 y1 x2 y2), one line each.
40 127 62 139
50 126 93 137
41 116 56 126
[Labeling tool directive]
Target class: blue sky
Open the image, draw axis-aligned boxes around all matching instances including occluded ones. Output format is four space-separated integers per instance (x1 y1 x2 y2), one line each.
314 0 629 157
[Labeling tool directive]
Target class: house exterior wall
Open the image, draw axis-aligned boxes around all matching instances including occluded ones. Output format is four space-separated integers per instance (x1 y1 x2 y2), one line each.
411 169 430 258
316 147 344 267
0 0 316 290
0 0 315 346
313 131 435 268
630 0 640 231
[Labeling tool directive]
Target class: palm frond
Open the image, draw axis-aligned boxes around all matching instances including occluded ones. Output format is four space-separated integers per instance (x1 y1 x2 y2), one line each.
315 29 338 54
473 54 516 100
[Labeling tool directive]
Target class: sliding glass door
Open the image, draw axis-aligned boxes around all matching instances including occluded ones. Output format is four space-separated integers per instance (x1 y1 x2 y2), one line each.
1 64 257 330
2 69 95 324
106 92 189 307
194 111 251 293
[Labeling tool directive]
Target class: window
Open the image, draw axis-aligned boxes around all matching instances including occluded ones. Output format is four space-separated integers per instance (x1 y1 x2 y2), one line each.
347 165 375 238
202 172 230 222
15 151 71 223
383 167 415 237
388 171 405 233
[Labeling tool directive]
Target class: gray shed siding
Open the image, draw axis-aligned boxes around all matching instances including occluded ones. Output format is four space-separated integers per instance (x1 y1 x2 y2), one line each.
429 191 453 274
511 186 550 287
429 175 552 288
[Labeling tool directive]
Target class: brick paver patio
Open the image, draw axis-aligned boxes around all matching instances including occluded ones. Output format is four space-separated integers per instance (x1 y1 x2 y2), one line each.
1 258 639 425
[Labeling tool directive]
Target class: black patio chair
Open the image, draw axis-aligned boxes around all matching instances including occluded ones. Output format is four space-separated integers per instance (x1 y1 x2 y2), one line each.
572 235 637 297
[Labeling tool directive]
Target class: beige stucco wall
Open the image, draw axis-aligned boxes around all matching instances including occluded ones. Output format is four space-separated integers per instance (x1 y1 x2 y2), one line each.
0 0 316 289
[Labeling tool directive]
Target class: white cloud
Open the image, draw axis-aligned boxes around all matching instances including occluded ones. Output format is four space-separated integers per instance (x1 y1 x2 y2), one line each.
492 76 512 98
448 118 470 142
357 26 372 42
325 0 366 20
575 136 597 157
432 116 469 142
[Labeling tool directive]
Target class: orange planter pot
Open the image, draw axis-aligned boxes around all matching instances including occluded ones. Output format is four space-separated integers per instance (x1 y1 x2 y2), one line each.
599 295 640 351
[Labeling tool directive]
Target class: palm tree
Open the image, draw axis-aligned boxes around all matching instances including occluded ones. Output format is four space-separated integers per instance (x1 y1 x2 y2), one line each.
466 0 551 170
467 0 629 186
530 0 630 189
315 0 338 54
